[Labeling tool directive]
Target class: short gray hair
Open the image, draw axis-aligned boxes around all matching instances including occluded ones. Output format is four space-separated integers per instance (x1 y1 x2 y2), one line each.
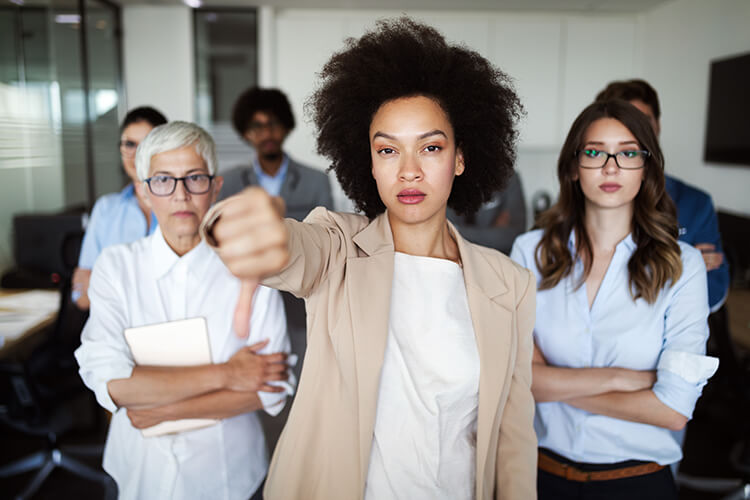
135 121 217 180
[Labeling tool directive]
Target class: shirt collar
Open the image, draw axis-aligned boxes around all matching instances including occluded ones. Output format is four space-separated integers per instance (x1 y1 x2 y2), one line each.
253 154 289 182
121 183 136 198
150 225 216 281
566 229 636 255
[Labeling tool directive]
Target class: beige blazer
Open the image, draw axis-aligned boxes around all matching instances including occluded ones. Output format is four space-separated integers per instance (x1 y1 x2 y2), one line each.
263 208 537 500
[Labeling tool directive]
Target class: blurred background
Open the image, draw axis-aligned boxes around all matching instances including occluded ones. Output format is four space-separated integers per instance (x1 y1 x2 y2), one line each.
1 0 749 498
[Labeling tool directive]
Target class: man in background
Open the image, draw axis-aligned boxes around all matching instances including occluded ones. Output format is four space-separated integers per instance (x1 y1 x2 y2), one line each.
597 79 730 313
219 86 333 220
220 87 334 407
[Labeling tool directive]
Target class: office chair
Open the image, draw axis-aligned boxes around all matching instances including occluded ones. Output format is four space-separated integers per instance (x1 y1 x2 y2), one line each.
0 221 116 499
718 304 750 500
0 361 116 500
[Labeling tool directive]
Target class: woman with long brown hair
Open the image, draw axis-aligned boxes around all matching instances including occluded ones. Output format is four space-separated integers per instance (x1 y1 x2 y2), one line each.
511 99 717 499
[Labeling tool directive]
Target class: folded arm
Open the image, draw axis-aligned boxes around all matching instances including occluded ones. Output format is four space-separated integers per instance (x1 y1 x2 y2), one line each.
108 341 288 410
126 389 264 429
566 390 687 431
531 344 656 402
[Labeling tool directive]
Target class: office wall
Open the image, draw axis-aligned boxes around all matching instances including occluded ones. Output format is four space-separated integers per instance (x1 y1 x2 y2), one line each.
118 2 750 217
122 6 195 122
266 9 643 216
638 0 750 215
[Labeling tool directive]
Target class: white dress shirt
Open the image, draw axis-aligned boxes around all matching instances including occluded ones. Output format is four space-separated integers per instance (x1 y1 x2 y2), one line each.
511 229 717 466
75 227 293 500
365 252 479 500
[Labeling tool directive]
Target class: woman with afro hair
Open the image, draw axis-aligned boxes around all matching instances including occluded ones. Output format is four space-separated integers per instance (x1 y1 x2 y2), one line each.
202 17 537 500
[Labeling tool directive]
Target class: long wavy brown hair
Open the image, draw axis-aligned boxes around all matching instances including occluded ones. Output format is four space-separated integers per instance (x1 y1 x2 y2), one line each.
535 99 682 304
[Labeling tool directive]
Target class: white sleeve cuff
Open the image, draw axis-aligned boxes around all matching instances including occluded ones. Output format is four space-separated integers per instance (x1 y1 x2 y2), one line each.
90 364 134 414
258 353 297 417
657 350 719 384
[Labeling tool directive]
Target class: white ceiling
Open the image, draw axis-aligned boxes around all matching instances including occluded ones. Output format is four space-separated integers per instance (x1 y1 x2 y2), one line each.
111 0 675 14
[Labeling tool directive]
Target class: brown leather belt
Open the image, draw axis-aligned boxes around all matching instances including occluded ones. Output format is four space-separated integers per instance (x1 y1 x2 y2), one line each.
538 452 665 482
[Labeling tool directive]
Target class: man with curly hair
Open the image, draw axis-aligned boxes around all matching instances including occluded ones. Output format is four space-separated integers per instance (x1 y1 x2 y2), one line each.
220 86 334 221
221 87 335 383
203 17 537 500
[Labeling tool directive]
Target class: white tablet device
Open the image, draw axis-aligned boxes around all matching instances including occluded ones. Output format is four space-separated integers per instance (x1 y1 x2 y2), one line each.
123 317 218 437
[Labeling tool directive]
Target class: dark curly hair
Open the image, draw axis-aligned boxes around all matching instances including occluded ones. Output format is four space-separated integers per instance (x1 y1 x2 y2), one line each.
232 87 296 137
309 17 523 218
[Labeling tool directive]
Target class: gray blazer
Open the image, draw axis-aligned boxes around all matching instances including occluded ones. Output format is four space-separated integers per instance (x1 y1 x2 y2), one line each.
218 157 335 388
448 171 526 255
219 156 335 221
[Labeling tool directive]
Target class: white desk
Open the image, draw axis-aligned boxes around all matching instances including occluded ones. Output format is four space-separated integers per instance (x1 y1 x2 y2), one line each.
0 289 59 358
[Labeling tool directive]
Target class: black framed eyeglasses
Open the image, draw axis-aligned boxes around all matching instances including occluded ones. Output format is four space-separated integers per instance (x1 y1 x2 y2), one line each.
576 149 650 170
247 119 284 134
144 174 215 196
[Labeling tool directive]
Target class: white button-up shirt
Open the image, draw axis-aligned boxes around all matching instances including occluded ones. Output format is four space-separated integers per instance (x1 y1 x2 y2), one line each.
511 229 716 466
75 228 293 500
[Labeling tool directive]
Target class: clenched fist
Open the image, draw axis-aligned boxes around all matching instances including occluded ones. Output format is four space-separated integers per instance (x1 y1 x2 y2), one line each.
201 187 289 338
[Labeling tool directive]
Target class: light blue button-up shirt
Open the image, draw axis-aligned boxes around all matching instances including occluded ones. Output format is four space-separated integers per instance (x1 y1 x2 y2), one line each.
511 229 712 465
78 184 157 270
253 154 289 197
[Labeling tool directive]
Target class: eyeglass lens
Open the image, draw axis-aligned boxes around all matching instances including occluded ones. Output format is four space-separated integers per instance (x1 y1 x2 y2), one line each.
578 149 647 169
147 175 212 196
120 140 138 157
248 119 283 133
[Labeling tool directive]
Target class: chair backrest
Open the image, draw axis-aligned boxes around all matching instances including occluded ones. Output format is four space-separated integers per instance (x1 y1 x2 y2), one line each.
12 213 85 280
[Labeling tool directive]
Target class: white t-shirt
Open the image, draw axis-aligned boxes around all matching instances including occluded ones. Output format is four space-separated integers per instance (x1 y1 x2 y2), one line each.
365 252 479 500
75 228 293 500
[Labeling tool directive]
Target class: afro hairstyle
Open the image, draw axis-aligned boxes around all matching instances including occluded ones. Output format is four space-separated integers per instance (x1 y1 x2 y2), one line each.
232 86 296 137
308 17 523 218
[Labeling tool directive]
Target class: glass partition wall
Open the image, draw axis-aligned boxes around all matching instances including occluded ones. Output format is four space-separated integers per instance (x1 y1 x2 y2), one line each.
0 0 122 272
194 9 258 172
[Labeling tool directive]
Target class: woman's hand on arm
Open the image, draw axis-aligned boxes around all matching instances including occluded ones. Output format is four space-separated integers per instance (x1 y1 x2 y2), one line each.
532 344 656 402
107 339 289 410
126 390 264 429
566 248 714 432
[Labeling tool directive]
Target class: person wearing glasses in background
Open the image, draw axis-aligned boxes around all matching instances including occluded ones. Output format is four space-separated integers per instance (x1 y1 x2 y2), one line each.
72 106 167 310
220 87 336 384
75 121 294 500
510 100 717 499
596 79 730 314
219 86 333 220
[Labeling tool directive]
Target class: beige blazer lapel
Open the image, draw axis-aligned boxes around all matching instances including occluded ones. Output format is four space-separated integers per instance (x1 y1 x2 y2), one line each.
348 213 395 488
452 224 514 499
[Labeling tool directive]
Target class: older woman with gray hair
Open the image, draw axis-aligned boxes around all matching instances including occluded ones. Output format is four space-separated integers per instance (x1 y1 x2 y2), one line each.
75 121 293 500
